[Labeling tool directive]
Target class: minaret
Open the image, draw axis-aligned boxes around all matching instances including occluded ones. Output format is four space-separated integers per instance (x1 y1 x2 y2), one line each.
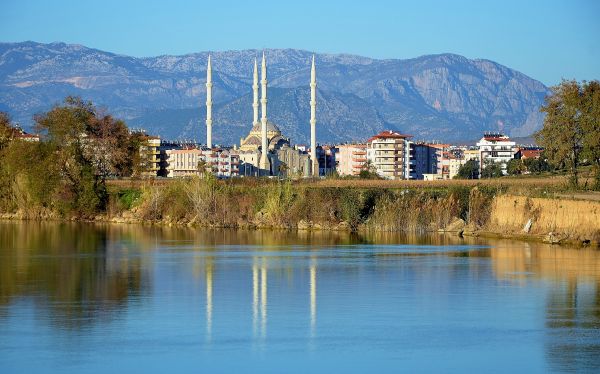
259 52 269 172
252 58 259 126
310 55 318 176
205 55 213 149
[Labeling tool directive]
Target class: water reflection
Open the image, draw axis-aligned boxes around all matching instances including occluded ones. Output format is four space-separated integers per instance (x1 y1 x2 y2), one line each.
490 244 600 372
310 257 317 338
205 259 213 340
0 222 148 329
0 221 599 372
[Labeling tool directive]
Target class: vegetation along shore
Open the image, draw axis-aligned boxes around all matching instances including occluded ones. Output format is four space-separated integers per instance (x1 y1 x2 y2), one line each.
1 80 599 247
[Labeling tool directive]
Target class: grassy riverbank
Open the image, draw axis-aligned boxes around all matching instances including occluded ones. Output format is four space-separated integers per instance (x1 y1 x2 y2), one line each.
2 176 599 247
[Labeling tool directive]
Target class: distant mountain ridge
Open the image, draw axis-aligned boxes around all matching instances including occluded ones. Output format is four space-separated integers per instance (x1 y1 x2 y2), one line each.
0 41 549 144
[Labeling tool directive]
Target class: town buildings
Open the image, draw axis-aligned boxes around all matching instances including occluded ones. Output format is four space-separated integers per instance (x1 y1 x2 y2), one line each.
163 147 239 178
412 142 439 180
139 136 161 177
336 144 367 177
216 53 319 177
133 55 525 182
366 130 412 180
476 133 517 175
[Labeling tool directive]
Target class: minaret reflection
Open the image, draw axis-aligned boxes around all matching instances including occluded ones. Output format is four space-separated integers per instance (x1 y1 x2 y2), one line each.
260 258 268 338
205 260 213 341
252 256 268 339
310 257 317 337
252 261 259 335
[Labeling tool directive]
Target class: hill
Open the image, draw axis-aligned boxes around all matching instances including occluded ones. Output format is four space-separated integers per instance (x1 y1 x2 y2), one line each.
0 41 549 143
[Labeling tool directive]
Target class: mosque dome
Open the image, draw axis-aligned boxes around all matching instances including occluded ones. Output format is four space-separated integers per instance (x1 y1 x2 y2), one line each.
250 121 282 134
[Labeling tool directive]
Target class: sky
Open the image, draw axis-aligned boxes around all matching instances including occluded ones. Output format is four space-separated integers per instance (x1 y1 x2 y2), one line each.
0 0 598 85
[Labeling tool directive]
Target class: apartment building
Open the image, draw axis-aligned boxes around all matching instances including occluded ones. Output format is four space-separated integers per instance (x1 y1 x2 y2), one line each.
476 133 516 174
336 144 367 177
139 136 161 177
164 147 239 178
366 130 412 180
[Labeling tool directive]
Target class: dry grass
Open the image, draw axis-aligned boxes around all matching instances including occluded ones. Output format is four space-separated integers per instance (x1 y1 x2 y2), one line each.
108 175 569 189
304 176 569 189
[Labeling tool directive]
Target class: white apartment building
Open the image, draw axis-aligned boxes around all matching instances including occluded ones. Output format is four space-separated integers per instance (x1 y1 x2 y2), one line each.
476 133 516 175
366 130 412 180
165 148 239 178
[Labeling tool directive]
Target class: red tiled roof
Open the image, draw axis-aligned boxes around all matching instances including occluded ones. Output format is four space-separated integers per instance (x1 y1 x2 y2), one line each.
520 149 542 159
367 130 411 143
482 134 510 141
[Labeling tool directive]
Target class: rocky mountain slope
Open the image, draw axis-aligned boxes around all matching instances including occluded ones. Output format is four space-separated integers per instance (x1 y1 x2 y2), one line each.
0 41 549 144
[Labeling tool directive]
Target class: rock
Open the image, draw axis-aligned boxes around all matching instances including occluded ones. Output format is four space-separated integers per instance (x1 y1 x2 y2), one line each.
122 211 134 219
442 218 466 234
543 232 562 244
297 220 311 230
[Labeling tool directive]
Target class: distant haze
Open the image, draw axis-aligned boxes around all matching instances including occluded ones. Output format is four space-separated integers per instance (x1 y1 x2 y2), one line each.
0 41 549 144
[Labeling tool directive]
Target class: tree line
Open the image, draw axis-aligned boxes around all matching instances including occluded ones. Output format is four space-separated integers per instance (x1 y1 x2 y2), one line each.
0 97 148 216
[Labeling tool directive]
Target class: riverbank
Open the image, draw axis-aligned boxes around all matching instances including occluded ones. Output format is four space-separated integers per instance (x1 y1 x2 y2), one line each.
1 177 599 247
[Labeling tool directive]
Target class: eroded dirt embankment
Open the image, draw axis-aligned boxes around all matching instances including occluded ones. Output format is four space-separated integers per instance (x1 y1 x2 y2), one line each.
483 195 600 245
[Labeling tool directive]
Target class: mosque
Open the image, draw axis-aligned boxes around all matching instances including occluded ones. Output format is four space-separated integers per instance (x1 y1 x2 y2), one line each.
205 52 318 177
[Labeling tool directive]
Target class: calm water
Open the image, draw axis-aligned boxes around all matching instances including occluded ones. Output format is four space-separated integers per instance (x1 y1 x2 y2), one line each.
0 222 599 373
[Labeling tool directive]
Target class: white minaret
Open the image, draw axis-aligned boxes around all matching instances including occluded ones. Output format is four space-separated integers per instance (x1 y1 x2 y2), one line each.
259 52 269 172
252 58 259 126
205 55 213 149
310 55 318 176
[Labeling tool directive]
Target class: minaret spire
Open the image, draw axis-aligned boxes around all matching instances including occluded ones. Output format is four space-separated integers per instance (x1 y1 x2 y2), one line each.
259 51 269 172
310 55 318 176
205 54 213 149
252 58 259 126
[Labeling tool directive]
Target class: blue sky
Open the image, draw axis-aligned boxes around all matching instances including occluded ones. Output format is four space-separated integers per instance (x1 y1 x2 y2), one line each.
1 0 598 85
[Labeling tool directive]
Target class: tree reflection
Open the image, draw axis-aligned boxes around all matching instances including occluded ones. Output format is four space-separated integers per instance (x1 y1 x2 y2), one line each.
490 243 600 372
0 222 148 329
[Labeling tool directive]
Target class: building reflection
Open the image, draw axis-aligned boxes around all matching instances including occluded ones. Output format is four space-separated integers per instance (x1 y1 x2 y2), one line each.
205 259 213 340
260 258 268 339
490 242 600 372
310 257 317 337
252 260 259 335
3 220 599 372
250 257 269 339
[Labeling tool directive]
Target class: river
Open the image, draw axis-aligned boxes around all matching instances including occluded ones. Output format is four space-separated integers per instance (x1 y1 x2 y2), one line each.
0 222 599 373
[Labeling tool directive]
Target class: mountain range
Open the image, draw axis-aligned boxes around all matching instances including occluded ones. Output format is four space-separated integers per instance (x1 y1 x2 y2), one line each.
0 41 549 144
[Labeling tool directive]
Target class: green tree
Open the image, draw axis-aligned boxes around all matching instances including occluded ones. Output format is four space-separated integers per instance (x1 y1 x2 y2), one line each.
359 160 380 179
481 161 504 178
536 80 586 187
523 157 551 174
455 159 479 179
0 112 15 150
580 80 600 188
506 159 525 175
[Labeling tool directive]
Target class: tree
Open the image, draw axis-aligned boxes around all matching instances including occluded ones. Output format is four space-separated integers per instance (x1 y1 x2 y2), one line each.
536 80 585 187
523 157 551 174
0 112 14 150
33 97 144 214
481 161 504 178
455 159 479 179
580 80 600 188
506 159 525 175
359 160 380 179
